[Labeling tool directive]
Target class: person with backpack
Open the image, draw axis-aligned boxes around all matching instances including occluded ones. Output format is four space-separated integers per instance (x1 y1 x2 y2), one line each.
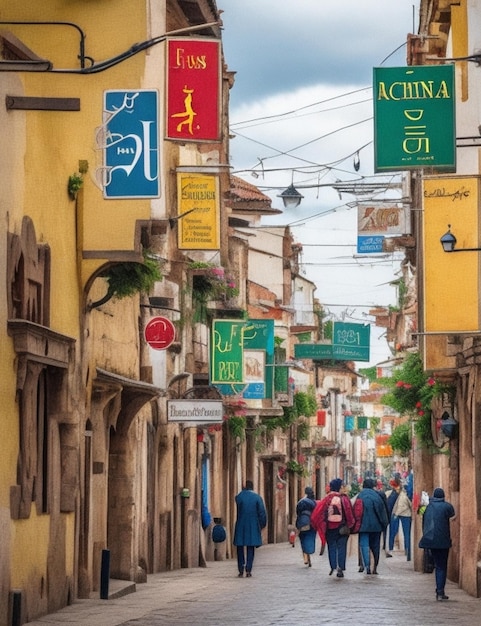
295 486 317 567
311 478 355 578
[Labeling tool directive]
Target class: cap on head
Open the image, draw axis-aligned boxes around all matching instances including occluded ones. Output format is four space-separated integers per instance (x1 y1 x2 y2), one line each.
363 478 375 489
305 486 314 498
329 478 343 492
433 487 445 499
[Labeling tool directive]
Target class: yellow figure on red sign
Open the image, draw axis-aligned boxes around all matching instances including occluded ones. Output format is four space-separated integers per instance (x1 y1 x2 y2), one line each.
171 85 197 134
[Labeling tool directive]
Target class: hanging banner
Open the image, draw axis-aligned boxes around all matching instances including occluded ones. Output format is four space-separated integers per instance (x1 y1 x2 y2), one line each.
332 322 370 361
294 323 370 362
357 203 407 254
177 173 220 250
210 320 245 384
101 90 160 198
214 319 275 399
373 65 456 172
167 38 220 142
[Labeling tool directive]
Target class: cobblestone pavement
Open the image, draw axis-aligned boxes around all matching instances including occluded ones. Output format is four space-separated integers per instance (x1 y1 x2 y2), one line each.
26 542 481 626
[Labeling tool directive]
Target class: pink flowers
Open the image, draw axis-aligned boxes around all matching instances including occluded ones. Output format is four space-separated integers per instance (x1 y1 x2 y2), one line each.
396 380 412 389
428 377 436 386
223 397 247 420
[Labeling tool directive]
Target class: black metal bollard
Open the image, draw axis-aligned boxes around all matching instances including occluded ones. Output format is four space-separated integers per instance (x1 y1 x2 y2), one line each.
11 590 22 626
100 549 110 599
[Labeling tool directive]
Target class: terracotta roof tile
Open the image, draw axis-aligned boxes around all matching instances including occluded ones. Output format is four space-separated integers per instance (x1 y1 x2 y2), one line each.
229 175 282 215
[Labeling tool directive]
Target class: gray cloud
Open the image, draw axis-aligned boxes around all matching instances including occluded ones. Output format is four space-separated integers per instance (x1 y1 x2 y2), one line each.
221 0 419 105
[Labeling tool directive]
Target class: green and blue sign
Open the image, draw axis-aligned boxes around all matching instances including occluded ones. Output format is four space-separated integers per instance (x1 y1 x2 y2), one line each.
212 319 275 399
294 322 370 362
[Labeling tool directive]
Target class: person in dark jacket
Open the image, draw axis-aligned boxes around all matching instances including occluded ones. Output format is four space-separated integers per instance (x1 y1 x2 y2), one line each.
357 478 389 574
419 487 455 600
295 486 317 567
385 477 400 557
233 480 267 578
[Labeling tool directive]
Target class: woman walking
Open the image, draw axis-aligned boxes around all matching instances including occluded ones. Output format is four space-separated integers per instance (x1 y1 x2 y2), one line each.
311 478 355 578
419 487 455 600
295 486 317 567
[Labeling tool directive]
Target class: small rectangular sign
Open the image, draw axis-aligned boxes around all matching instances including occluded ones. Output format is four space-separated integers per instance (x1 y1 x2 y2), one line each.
294 343 333 359
373 65 456 172
102 90 160 198
167 400 223 423
177 173 219 250
358 204 407 236
357 235 384 254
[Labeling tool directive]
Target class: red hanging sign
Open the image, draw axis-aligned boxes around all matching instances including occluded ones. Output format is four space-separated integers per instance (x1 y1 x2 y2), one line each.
166 38 220 142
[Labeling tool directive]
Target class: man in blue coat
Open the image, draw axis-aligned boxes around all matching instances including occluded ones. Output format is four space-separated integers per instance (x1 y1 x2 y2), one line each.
419 487 455 600
233 480 267 577
358 478 389 575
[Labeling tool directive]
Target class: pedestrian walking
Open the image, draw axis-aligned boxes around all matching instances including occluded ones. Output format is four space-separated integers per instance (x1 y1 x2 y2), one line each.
419 487 456 601
375 479 390 554
295 486 317 567
233 480 267 578
357 478 389 575
311 478 355 578
385 477 400 557
391 480 413 560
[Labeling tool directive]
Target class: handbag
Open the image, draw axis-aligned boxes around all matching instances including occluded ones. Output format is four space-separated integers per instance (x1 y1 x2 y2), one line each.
339 524 350 536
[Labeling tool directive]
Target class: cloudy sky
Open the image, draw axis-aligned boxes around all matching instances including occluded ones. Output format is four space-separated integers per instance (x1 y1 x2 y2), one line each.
220 1 421 366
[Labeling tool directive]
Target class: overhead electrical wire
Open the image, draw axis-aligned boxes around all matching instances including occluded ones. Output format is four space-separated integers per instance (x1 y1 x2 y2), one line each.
230 86 372 128
229 40 409 183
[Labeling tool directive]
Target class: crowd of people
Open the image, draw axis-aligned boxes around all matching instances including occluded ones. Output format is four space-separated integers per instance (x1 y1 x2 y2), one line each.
233 474 455 601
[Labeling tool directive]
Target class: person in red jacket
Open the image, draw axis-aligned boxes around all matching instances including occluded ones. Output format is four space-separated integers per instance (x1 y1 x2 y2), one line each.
311 478 355 578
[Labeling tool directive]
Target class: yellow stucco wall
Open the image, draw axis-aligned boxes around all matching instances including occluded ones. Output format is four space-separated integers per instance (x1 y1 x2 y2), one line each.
2 0 158 313
1 0 163 613
10 511 75 588
423 176 480 332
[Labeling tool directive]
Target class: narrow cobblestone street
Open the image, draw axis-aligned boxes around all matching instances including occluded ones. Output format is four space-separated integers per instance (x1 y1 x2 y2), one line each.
26 542 481 626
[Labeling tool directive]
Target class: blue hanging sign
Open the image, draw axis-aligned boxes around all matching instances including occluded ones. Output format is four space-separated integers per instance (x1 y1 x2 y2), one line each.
102 90 160 198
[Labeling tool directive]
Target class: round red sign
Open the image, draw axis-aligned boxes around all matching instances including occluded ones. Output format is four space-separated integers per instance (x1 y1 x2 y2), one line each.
144 316 176 350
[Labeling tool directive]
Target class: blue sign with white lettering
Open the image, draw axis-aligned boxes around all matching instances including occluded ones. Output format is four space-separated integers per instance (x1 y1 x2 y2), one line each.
357 235 384 254
103 90 160 198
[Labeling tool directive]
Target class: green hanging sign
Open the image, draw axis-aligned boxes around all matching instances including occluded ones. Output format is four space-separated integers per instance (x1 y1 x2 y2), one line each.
210 320 245 384
332 322 370 362
373 65 456 172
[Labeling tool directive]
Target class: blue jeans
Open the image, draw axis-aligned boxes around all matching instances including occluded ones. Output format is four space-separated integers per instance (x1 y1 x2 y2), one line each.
389 515 411 559
326 527 349 570
237 545 255 573
359 531 381 572
398 515 412 560
431 548 449 595
388 515 400 550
